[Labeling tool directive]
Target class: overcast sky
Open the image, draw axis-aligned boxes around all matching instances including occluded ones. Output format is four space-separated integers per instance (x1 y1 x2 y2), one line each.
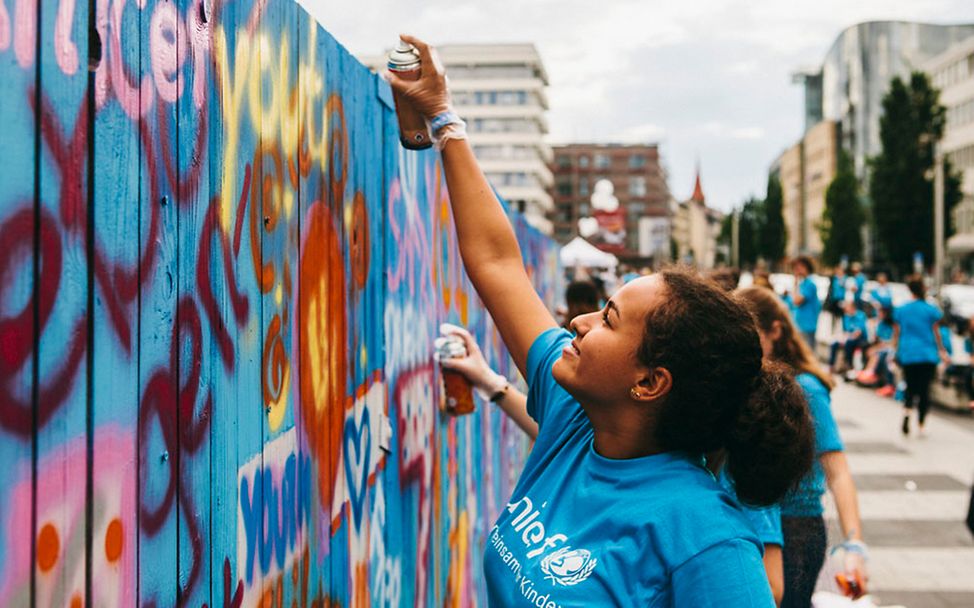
299 0 974 212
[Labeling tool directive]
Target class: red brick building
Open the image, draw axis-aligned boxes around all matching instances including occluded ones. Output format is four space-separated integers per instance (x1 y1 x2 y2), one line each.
548 144 670 258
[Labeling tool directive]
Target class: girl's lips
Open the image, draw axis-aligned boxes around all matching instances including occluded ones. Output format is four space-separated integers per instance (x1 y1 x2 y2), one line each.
562 341 580 357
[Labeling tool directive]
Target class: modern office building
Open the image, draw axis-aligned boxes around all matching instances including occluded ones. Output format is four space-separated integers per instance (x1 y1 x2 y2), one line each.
548 144 669 259
925 36 974 253
796 21 974 178
361 44 554 234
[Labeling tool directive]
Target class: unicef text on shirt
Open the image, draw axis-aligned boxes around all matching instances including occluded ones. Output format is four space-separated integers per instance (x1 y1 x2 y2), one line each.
503 495 599 586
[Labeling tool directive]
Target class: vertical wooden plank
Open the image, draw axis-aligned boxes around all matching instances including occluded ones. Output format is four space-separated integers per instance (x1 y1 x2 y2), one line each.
89 0 143 605
0 0 38 604
137 0 179 604
294 7 332 604
32 0 90 605
206 0 261 604
175 0 212 605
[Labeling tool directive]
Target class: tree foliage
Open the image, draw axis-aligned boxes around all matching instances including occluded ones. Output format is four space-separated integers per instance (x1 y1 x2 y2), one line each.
820 150 864 266
870 72 963 273
761 175 786 265
719 197 767 267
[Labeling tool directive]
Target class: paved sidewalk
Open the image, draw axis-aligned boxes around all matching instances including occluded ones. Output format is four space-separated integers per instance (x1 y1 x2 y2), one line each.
817 381 974 608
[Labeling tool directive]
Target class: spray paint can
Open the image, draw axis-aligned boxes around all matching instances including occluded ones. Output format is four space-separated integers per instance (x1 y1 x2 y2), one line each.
387 41 432 150
436 335 475 415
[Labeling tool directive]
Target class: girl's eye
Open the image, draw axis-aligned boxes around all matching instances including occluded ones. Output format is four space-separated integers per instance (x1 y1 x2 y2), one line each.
601 310 610 327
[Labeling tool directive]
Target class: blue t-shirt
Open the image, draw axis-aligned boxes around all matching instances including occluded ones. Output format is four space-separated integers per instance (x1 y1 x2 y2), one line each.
780 373 843 517
841 310 868 338
830 276 846 302
793 277 821 333
718 470 783 547
894 300 943 365
484 328 775 607
870 286 893 310
853 273 866 303
939 325 953 356
875 320 894 342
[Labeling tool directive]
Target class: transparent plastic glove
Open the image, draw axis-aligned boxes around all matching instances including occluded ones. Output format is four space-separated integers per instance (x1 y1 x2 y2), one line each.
435 323 507 399
831 540 869 599
384 35 452 122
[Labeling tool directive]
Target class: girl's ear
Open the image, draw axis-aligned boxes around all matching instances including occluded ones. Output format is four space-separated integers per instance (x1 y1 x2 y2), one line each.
631 367 672 402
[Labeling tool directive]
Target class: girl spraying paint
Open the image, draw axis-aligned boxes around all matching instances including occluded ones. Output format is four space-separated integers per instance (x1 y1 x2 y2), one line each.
387 35 815 607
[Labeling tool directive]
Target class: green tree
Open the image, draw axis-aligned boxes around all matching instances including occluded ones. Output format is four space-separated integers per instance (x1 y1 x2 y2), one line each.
718 197 767 267
820 150 864 266
870 72 963 273
760 175 786 265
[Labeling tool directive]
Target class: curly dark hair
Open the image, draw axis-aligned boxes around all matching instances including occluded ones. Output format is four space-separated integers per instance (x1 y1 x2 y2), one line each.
637 268 815 506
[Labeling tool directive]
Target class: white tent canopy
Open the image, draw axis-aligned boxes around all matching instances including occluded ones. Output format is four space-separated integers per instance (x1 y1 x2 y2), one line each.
559 236 619 269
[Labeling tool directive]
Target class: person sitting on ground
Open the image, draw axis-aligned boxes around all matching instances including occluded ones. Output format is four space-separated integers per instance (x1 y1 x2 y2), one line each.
868 272 893 313
829 299 869 375
736 287 868 608
856 306 895 395
388 36 815 606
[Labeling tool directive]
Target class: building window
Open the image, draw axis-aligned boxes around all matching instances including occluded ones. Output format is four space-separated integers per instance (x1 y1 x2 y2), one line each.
594 153 610 169
557 181 573 196
578 203 590 215
578 177 590 196
578 155 590 168
556 155 571 169
558 203 573 222
629 177 647 197
629 154 646 168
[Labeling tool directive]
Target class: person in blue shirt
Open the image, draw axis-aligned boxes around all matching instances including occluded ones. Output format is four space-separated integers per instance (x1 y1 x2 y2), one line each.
789 256 821 349
850 262 867 310
858 306 896 393
390 38 816 606
441 322 789 605
737 287 868 608
829 299 869 373
868 272 894 312
892 277 949 436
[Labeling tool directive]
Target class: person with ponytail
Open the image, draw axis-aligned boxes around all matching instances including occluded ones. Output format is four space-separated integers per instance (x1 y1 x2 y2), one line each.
388 36 815 606
737 287 868 608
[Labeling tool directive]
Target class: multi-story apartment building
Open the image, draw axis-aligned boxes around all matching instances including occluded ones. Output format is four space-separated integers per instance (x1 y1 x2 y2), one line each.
548 144 669 258
925 36 974 250
773 120 840 258
361 43 554 234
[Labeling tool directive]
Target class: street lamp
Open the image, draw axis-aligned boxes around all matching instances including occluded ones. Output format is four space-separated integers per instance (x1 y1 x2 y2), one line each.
934 143 945 292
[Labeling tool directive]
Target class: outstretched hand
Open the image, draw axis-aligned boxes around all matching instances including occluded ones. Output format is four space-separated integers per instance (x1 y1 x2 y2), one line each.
384 35 452 121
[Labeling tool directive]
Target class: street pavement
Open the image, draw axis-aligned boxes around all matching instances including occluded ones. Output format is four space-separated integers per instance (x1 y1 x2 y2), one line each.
816 380 974 608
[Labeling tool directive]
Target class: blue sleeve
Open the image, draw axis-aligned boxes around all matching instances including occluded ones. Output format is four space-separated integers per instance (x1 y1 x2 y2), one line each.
930 304 943 324
801 279 818 304
671 539 775 607
799 375 843 454
741 503 783 547
525 327 577 430
940 326 953 355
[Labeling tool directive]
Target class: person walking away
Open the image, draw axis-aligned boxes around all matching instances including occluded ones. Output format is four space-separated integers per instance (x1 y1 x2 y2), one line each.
829 300 868 375
892 277 949 436
790 257 821 350
387 36 815 606
736 287 868 608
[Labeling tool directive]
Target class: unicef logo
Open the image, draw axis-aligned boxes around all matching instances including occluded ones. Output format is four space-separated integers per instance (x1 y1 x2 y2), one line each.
540 547 598 586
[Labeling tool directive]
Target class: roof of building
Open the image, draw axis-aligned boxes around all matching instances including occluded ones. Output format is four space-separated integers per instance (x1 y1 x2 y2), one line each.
690 168 705 203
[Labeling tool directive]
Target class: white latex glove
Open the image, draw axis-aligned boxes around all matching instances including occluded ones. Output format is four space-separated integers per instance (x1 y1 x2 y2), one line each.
384 35 453 121
435 323 507 399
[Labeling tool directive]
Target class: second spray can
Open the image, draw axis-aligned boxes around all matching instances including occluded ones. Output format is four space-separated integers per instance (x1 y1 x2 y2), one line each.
387 40 433 150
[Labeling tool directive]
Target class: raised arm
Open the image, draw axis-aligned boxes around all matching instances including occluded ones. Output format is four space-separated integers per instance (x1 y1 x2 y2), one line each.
387 35 556 375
